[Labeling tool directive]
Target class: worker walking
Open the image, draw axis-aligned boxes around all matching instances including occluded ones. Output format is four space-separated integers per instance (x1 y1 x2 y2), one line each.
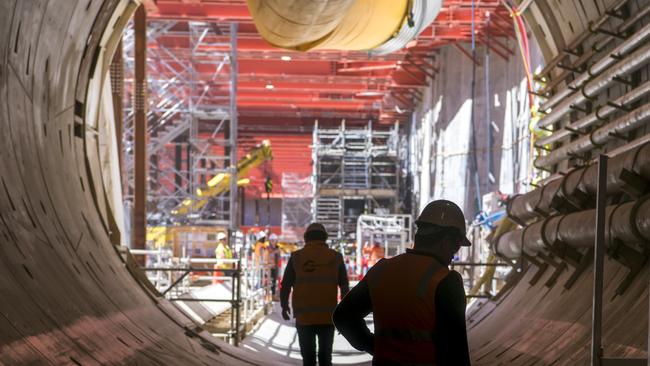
280 223 350 366
333 200 471 365
268 233 281 298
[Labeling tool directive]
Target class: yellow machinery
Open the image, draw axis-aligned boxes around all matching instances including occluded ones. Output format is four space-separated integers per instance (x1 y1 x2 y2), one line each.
246 0 442 55
172 140 273 216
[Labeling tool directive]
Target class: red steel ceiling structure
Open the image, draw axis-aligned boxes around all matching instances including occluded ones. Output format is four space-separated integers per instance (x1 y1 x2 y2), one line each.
141 0 515 127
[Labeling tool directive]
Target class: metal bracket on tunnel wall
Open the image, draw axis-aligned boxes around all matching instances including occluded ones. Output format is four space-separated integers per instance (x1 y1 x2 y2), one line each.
535 252 568 287
619 168 649 198
522 253 549 286
564 247 594 290
607 239 648 295
545 240 594 290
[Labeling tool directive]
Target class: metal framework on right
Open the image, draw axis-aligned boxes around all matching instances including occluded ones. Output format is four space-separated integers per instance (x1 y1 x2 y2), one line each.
312 121 401 241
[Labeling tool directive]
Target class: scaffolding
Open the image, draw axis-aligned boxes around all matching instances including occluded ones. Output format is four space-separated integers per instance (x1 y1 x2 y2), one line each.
122 20 238 228
355 214 413 275
312 121 401 240
281 173 314 242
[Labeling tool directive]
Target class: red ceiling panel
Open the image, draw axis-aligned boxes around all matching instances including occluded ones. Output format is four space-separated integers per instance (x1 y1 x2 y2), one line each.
142 0 514 125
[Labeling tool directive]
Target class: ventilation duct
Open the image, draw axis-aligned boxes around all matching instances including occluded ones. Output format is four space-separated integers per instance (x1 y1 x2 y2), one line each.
245 0 442 55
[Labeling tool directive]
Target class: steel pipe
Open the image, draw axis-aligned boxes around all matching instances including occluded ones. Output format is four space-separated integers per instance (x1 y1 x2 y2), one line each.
536 102 650 167
540 21 650 114
538 41 650 129
536 80 650 147
511 142 650 222
496 196 650 260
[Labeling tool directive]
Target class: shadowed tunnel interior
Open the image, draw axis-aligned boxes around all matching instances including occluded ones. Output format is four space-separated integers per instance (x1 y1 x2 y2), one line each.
0 1 281 364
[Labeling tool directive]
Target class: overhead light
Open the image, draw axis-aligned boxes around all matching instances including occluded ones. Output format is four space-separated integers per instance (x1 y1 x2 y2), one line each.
265 83 275 90
357 91 384 97
281 55 292 61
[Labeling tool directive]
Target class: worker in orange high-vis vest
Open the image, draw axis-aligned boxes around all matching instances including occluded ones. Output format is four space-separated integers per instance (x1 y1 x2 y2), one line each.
280 223 350 366
333 200 471 365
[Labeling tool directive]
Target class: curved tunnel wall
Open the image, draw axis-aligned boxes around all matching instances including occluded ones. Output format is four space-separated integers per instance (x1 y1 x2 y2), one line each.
0 1 273 364
466 0 650 363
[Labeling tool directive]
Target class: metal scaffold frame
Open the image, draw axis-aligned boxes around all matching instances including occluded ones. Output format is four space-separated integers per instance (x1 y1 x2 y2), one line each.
122 19 238 228
312 120 402 240
281 173 314 242
355 214 413 275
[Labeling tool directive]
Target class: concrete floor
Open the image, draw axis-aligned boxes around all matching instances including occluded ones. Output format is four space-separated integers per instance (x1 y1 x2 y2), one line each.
242 303 373 365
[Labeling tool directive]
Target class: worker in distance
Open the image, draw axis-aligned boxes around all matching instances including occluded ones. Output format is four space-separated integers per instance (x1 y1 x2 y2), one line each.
280 223 350 366
333 199 472 365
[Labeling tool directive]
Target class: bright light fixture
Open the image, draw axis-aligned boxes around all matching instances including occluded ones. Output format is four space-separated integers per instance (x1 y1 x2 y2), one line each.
281 55 292 61
265 83 275 89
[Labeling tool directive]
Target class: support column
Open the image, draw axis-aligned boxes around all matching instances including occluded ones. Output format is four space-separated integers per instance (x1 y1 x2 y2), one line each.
110 39 124 246
229 22 239 232
110 39 124 179
591 154 607 366
133 5 147 261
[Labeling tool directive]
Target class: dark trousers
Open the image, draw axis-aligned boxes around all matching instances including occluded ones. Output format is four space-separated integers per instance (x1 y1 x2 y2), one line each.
270 268 278 295
296 324 335 366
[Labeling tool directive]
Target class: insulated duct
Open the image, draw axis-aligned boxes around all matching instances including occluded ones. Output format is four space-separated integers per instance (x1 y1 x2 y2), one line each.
536 79 650 147
537 39 650 129
539 20 650 113
496 196 650 259
536 101 650 168
245 0 442 55
509 142 650 224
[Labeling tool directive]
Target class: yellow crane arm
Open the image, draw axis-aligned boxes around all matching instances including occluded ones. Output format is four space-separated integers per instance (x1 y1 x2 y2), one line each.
172 140 273 216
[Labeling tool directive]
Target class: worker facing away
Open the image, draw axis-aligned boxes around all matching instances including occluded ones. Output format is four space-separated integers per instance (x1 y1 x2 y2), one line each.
280 223 350 366
333 200 472 365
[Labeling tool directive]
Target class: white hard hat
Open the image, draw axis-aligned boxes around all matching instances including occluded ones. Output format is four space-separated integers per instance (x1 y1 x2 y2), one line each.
416 200 471 246
217 232 227 241
256 231 266 240
269 233 278 241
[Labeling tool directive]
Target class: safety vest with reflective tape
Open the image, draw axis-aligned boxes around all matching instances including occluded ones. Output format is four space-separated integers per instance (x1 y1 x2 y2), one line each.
291 241 341 325
367 252 449 365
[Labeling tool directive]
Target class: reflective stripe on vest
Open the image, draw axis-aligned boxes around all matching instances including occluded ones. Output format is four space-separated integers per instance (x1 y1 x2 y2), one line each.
368 253 449 365
291 242 341 325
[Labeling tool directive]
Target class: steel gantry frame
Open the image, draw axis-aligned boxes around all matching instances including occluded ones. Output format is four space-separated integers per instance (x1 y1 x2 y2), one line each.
312 120 402 240
122 19 238 228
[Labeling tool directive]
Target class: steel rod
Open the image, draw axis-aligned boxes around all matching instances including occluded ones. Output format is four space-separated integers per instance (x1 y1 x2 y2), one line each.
133 5 148 262
591 154 608 366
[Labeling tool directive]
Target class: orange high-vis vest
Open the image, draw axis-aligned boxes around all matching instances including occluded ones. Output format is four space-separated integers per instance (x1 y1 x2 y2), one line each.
291 241 342 325
367 252 449 365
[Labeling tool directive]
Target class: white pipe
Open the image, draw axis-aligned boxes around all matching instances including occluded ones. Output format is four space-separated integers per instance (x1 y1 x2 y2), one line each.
540 20 650 113
538 26 650 129
536 80 650 147
536 102 650 167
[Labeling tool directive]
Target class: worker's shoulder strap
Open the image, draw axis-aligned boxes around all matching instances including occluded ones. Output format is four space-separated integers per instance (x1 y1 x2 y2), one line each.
291 249 301 271
416 259 449 300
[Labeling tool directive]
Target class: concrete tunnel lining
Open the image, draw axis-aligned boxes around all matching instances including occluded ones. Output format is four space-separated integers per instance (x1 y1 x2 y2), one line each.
0 1 285 364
